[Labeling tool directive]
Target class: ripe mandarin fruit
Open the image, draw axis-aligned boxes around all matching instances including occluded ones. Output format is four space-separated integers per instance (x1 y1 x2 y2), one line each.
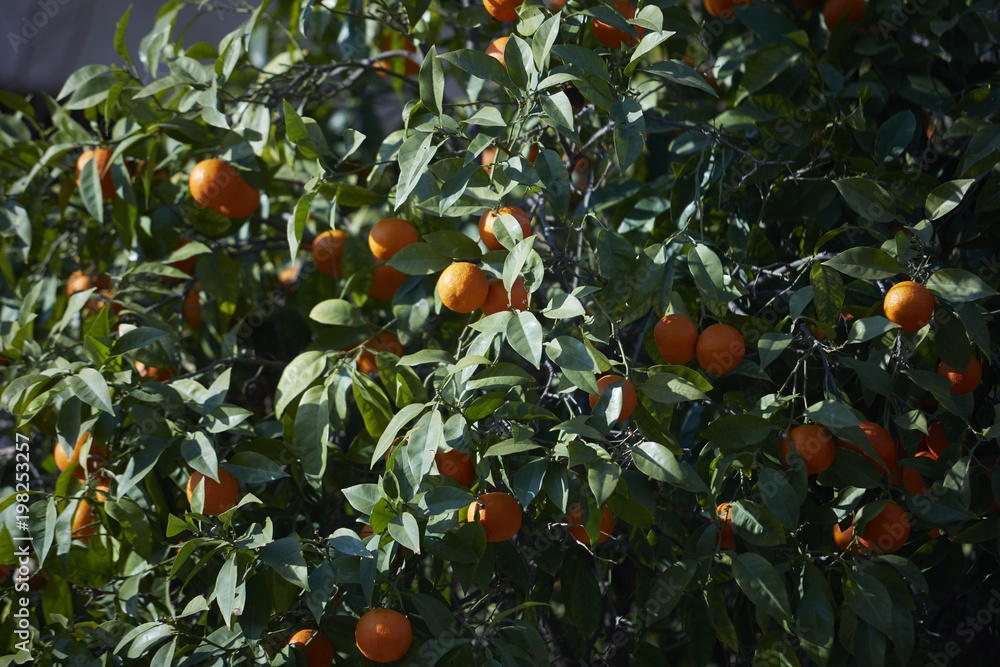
184 290 203 328
434 449 476 486
359 524 374 540
76 148 117 200
55 432 107 481
920 421 949 459
653 313 699 364
781 424 835 475
313 229 347 275
479 206 531 250
66 270 112 296
368 218 417 261
279 266 300 296
591 0 643 49
696 323 745 374
72 500 97 542
841 421 896 474
134 361 173 382
467 492 522 542
94 474 111 503
859 502 910 554
287 629 335 667
355 609 413 663
902 451 935 496
216 179 260 218
486 36 510 68
374 34 419 77
356 332 405 375
185 468 239 515
481 146 507 173
483 0 524 22
937 357 982 395
704 0 752 19
833 522 865 555
526 143 540 163
567 504 615 545
716 502 735 551
587 374 637 422
369 264 409 300
438 262 489 313
823 0 865 30
481 277 529 316
188 159 242 210
883 281 934 332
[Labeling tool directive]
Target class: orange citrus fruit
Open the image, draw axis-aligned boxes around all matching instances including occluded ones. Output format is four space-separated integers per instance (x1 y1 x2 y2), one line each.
188 159 242 210
591 0 643 49
823 0 865 30
716 502 736 551
480 146 507 174
374 34 419 77
287 629 335 667
653 313 698 364
72 500 97 542
483 0 524 22
704 0 752 19
438 262 490 313
368 218 417 261
587 374 637 422
356 333 405 375
76 148 117 200
434 449 476 486
859 502 910 554
695 323 745 374
185 468 239 516
479 206 531 250
359 524 374 540
567 504 615 545
216 179 260 218
94 474 111 503
66 270 112 296
833 521 866 555
902 451 935 496
841 420 896 474
480 277 529 316
486 36 510 68
883 281 934 332
184 289 203 328
313 229 347 275
780 424 835 475
355 609 413 663
467 492 522 542
55 432 107 481
134 361 173 382
937 357 982 395
369 264 409 300
920 421 949 459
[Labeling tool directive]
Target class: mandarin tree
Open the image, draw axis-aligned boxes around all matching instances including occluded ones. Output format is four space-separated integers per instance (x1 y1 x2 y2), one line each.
1 0 999 665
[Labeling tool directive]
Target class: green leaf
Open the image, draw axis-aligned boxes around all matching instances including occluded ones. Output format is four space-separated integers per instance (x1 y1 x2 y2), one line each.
702 414 771 451
418 46 444 116
534 149 570 218
875 111 916 163
758 333 793 370
215 556 238 628
505 311 543 369
275 351 326 418
797 564 835 666
631 442 706 492
69 368 114 415
640 373 709 404
396 131 441 209
833 179 896 223
925 179 975 220
309 299 363 326
731 553 792 622
844 570 894 636
642 59 717 96
387 242 452 275
114 6 133 66
259 537 310 589
388 512 421 553
642 560 698 625
844 316 897 344
758 469 799 530
925 268 997 303
545 336 598 372
823 248 901 280
730 500 786 546
439 49 513 89
809 263 845 325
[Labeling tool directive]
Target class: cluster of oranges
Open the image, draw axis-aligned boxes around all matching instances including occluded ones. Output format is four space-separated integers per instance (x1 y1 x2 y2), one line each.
653 312 746 375
284 608 412 665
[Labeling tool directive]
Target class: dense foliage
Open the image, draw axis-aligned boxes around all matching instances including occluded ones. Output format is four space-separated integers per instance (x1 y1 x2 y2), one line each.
1 0 999 665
